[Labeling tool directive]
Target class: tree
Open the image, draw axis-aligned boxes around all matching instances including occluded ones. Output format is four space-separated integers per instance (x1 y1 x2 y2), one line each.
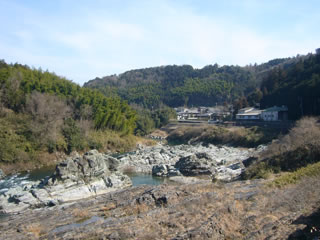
25 91 71 148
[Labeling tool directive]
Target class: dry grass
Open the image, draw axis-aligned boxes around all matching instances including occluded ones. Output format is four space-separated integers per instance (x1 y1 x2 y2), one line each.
135 137 157 146
0 151 59 175
100 202 117 217
261 116 320 159
6 176 320 240
167 125 277 147
87 130 137 153
25 223 45 239
72 208 90 221
122 203 151 216
243 117 320 179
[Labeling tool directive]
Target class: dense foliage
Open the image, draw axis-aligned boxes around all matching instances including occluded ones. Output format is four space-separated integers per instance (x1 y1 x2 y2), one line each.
85 55 312 117
0 60 136 133
260 52 320 119
132 104 176 136
85 64 258 108
0 60 137 165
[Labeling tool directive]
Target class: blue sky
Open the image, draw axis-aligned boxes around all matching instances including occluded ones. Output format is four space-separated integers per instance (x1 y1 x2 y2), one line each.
0 0 319 85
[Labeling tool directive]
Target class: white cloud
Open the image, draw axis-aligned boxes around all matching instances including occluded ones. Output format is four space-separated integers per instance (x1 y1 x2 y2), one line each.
1 0 320 85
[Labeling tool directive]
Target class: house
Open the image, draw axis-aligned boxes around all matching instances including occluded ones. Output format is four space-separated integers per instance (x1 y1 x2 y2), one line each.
261 106 288 121
236 107 262 121
236 105 289 122
176 106 232 121
176 107 201 120
208 106 231 120
176 107 214 120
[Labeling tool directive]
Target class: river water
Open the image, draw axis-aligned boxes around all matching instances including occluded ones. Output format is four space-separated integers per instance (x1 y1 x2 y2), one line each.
0 166 165 195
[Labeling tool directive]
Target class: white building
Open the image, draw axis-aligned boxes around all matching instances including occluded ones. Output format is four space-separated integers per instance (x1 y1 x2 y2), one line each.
261 106 288 121
236 107 262 120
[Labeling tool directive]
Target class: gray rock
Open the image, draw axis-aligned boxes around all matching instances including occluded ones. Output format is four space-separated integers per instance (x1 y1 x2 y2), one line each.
152 164 168 176
168 176 208 184
0 169 4 179
174 153 215 176
49 149 120 185
0 150 132 213
152 164 181 177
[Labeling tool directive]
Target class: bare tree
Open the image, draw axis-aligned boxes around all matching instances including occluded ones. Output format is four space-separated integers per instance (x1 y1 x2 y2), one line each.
25 91 71 146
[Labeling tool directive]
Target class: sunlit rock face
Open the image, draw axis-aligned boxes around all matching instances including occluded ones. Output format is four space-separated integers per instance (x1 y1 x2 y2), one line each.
0 150 132 213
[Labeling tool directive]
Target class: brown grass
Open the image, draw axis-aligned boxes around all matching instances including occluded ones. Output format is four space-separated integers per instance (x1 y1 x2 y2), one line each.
100 202 117 212
72 208 90 221
0 151 59 175
135 137 157 146
243 117 320 179
261 116 320 159
167 125 277 147
122 203 151 216
25 223 45 239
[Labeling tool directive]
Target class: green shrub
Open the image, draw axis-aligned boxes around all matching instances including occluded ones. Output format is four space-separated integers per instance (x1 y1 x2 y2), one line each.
0 118 34 163
62 118 86 153
269 162 320 188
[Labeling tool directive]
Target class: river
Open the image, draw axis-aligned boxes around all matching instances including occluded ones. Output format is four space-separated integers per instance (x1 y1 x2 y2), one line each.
0 166 165 195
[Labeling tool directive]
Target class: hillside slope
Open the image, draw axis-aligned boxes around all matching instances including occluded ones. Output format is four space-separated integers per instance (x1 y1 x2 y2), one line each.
84 56 303 109
0 60 138 171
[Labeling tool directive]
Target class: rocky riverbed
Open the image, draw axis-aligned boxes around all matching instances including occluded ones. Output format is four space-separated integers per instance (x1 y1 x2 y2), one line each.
1 177 319 239
118 143 264 180
0 143 319 239
0 143 264 214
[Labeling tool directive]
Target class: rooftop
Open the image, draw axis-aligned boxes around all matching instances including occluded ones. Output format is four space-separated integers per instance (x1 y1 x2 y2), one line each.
263 106 288 112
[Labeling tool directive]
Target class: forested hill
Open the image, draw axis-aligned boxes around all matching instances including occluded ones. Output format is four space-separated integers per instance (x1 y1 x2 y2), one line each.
260 50 320 119
84 56 303 108
0 60 137 166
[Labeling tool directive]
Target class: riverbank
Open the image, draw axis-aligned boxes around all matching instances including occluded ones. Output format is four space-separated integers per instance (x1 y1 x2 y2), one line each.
1 176 319 239
0 143 261 214
0 136 156 176
1 135 320 238
166 124 281 147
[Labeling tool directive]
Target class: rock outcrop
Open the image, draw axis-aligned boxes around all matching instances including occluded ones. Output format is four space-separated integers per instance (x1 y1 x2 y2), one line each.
152 164 181 177
118 143 258 179
174 152 216 176
0 150 131 213
1 177 319 240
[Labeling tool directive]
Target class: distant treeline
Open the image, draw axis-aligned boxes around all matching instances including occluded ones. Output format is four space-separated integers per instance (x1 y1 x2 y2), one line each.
85 51 320 120
85 64 261 108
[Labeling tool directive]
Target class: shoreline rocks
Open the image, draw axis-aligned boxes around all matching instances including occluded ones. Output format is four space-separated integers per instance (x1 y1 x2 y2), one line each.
0 150 132 213
0 144 265 213
174 152 216 176
119 143 262 181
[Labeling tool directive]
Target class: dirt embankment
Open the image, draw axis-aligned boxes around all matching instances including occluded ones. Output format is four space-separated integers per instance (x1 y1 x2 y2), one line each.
1 177 319 239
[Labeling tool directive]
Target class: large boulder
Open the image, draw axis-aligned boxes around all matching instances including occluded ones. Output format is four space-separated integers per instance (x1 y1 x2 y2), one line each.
47 149 120 185
0 150 132 213
152 164 181 177
174 152 217 176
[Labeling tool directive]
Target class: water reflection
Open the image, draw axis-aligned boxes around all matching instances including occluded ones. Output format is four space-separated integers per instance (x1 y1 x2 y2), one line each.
125 173 167 186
